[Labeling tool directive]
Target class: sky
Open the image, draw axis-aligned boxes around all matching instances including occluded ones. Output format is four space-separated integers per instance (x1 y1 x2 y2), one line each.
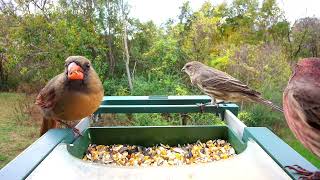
128 0 320 25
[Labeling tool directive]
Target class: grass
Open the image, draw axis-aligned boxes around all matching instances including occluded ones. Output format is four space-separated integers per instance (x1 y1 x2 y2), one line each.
0 92 40 169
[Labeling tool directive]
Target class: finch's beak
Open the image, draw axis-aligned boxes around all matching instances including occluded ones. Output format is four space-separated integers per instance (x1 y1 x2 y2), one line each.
68 62 84 80
181 67 185 72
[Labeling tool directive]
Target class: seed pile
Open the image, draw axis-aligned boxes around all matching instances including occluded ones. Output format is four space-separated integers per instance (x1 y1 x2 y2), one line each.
83 139 236 166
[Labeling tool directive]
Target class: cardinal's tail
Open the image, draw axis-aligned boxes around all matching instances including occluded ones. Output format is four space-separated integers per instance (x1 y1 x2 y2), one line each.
40 118 58 136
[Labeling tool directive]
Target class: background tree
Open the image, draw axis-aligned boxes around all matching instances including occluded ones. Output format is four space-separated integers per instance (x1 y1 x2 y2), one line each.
291 17 320 59
0 0 319 132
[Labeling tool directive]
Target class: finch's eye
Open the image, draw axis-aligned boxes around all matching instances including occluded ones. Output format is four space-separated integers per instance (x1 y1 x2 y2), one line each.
186 65 191 68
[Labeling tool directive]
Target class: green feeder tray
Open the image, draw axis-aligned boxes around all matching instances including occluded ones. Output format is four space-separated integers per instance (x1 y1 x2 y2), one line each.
0 96 317 180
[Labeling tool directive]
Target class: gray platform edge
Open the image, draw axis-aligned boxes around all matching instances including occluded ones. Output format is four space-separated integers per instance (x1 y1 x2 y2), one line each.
0 96 318 180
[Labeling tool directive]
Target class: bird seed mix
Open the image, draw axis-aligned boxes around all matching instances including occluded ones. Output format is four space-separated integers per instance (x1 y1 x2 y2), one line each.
82 139 236 166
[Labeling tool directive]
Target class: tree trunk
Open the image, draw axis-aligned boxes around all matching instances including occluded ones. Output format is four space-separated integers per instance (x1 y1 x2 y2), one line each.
121 0 133 91
107 34 115 76
292 29 307 59
181 113 188 125
105 0 115 79
123 19 133 91
0 53 8 89
0 54 3 84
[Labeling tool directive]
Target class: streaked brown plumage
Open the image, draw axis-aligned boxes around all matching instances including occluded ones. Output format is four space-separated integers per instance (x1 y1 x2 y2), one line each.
283 58 320 178
181 61 283 112
35 56 104 136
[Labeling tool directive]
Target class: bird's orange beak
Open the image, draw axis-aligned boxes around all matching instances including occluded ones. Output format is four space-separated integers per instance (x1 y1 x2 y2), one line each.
68 62 84 80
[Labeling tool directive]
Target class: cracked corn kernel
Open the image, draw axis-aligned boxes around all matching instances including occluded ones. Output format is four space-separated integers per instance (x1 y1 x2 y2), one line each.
83 139 236 166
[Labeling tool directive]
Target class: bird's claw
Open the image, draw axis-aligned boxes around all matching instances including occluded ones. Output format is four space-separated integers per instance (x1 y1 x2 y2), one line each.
196 103 206 113
72 127 83 137
205 102 214 106
196 100 226 112
56 119 83 137
285 165 320 180
214 103 220 108
209 102 221 107
216 100 225 104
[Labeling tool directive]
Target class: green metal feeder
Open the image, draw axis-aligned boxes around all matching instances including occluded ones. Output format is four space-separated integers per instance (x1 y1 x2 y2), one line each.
0 96 318 180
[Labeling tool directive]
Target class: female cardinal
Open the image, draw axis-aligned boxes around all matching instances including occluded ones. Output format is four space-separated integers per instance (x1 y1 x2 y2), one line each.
283 58 320 179
35 56 104 136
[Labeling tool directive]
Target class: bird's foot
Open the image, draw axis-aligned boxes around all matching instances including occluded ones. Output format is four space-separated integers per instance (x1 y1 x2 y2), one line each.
209 99 225 106
71 127 83 137
213 103 220 108
88 114 94 119
285 165 320 180
216 100 225 104
196 103 206 113
90 113 101 123
197 100 226 112
56 119 83 137
211 102 224 107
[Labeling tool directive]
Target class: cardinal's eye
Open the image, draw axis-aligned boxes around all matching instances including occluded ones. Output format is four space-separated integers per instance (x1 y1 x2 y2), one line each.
86 63 90 68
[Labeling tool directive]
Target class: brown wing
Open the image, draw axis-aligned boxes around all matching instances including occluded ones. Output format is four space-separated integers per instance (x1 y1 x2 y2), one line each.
35 89 56 109
292 82 320 130
201 73 260 96
35 75 63 109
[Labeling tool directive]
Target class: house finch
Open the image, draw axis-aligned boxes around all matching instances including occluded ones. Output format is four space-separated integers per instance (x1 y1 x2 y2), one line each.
283 58 320 179
181 61 283 112
35 56 104 136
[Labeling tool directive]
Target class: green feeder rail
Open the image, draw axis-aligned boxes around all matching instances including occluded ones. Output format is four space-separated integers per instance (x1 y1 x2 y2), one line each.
0 96 317 180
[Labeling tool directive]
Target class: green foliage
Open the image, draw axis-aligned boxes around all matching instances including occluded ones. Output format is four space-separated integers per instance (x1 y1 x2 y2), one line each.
188 113 225 125
103 77 129 96
290 17 320 59
245 104 284 127
0 0 298 134
130 20 160 61
132 114 174 126
132 75 189 96
0 0 306 94
131 113 224 126
209 49 232 71
239 81 284 128
238 111 256 126
103 75 192 96
142 36 184 75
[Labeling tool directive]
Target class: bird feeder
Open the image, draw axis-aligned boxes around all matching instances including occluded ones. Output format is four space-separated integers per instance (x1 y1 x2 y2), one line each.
0 96 318 180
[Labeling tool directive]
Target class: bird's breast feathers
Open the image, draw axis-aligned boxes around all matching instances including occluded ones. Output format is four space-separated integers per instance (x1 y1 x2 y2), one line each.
53 90 103 121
